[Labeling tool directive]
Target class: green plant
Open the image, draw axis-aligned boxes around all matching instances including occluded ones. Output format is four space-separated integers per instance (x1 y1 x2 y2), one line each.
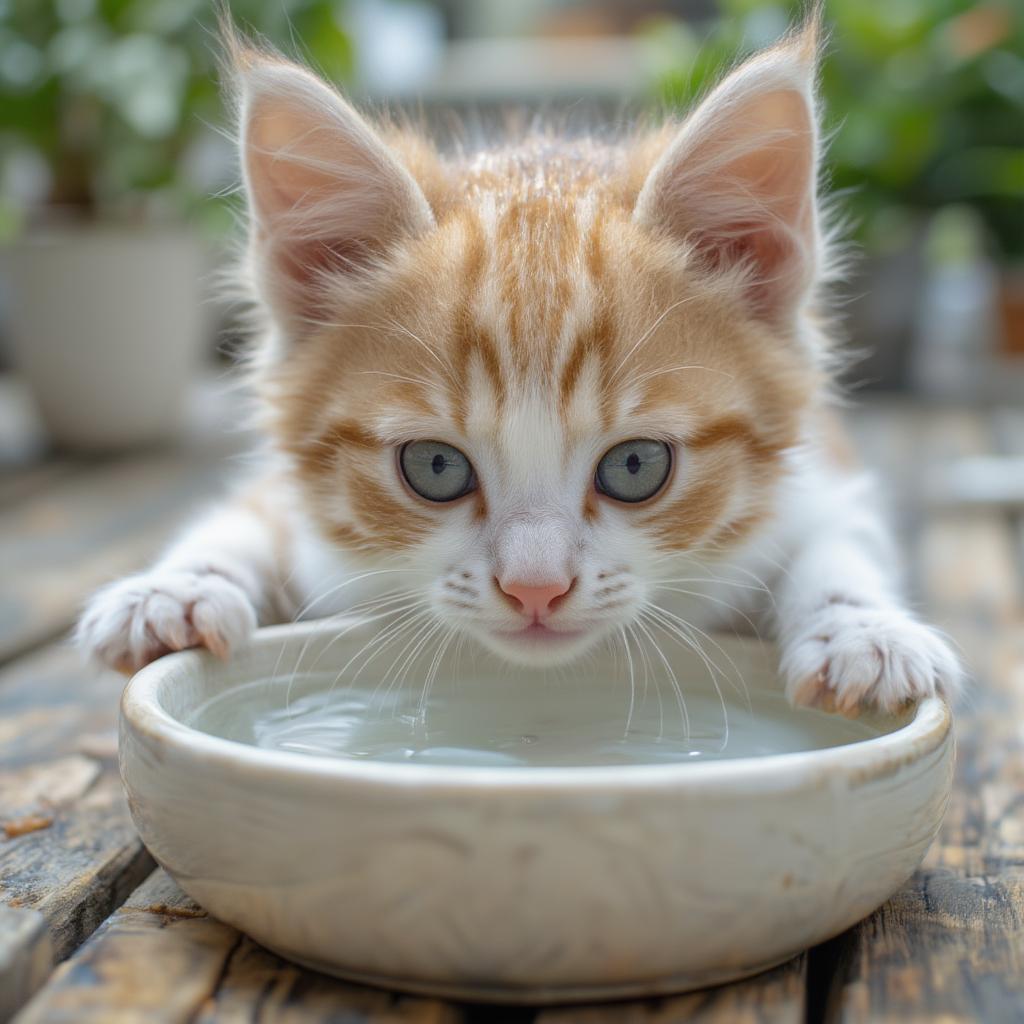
0 0 353 231
649 0 1024 262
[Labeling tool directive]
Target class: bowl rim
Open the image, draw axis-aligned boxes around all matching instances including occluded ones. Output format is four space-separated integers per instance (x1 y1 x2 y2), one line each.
120 622 953 794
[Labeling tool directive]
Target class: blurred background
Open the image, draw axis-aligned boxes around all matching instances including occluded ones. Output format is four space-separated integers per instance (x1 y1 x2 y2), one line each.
2 7 1022 1015
0 0 1021 455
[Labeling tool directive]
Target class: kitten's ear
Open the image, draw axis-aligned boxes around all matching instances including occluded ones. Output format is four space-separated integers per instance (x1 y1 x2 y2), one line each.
634 17 822 323
232 46 434 331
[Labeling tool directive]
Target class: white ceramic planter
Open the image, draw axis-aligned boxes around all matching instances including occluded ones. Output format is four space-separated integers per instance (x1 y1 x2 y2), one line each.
2 226 206 451
120 622 953 1004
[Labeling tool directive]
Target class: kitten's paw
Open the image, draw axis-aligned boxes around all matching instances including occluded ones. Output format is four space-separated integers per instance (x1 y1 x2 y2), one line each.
77 569 257 674
781 602 961 715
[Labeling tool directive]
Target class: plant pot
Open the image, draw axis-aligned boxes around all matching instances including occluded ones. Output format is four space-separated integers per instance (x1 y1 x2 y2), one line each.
1 225 208 452
997 266 1024 357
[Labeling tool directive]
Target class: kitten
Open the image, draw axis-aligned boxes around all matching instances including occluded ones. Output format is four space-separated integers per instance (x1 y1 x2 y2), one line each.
77 15 960 715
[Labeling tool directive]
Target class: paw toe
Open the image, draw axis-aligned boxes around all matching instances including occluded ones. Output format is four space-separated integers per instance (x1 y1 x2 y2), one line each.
191 580 256 660
783 606 962 715
78 570 257 673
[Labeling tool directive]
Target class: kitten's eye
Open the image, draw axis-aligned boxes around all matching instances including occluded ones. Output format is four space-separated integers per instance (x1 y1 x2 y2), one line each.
400 441 476 502
596 439 672 503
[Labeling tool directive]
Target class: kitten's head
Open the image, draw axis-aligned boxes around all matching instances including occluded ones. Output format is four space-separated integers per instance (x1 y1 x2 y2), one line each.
231 17 829 666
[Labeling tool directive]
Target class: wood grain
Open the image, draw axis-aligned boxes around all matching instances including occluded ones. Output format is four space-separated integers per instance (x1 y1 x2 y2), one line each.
0 450 231 661
0 374 249 663
0 905 51 1022
536 956 806 1023
13 872 466 1024
826 406 1024 1023
0 462 74 511
0 646 154 1017
0 644 122 773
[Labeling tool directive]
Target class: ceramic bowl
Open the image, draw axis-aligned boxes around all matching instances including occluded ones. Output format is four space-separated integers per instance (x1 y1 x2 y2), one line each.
119 620 953 1004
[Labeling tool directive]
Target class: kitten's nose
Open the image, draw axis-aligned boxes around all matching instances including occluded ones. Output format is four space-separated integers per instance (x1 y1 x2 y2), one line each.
498 578 575 619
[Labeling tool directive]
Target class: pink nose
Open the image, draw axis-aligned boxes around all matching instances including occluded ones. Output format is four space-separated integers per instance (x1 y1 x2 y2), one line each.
498 579 574 619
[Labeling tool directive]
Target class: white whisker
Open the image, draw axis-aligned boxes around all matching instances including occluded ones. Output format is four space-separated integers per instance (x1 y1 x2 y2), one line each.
610 296 700 382
618 626 637 737
633 617 690 742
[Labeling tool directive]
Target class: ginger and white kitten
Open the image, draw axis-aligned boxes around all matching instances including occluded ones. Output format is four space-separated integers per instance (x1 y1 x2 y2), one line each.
78 18 960 714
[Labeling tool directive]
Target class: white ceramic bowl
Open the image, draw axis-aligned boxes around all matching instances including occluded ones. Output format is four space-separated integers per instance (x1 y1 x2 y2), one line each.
120 621 953 1004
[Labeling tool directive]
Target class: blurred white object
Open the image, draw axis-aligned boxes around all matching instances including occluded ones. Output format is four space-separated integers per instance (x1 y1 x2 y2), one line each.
1 226 206 451
910 206 999 400
386 35 653 103
349 0 444 95
928 456 1024 508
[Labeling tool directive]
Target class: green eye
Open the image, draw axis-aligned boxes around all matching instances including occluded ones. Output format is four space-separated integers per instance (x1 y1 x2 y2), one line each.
596 439 672 503
400 441 476 502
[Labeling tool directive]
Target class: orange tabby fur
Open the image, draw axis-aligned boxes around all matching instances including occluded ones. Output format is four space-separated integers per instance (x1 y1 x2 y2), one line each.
78 12 961 715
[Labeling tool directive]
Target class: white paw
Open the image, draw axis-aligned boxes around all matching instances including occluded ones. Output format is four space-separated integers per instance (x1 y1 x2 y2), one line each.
781 601 961 715
77 569 257 674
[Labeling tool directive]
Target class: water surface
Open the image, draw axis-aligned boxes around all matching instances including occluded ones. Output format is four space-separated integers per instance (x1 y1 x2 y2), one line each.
188 671 882 767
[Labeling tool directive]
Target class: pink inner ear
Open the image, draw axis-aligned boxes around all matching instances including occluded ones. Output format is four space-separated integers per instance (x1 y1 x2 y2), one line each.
691 94 815 308
636 74 820 321
692 204 811 318
239 65 434 333
268 235 375 309
246 106 335 219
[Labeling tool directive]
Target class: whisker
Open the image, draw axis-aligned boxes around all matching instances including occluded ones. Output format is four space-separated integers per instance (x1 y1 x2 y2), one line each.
625 363 735 390
655 585 762 639
633 617 690 742
628 622 659 736
374 616 443 712
282 606 417 712
383 319 459 386
418 626 458 729
645 591 758 752
610 296 701 382
664 553 780 613
275 563 431 700
354 369 443 393
647 602 750 709
294 568 424 622
322 605 432 704
644 608 732 754
618 626 637 738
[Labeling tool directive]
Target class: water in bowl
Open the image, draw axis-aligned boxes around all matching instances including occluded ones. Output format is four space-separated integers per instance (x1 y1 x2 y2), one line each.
188 671 882 767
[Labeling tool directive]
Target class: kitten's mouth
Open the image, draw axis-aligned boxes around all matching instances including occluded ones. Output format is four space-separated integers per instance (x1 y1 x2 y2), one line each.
495 623 585 645
477 621 600 666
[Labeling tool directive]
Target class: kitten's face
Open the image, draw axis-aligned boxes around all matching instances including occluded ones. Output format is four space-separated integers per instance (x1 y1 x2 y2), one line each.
269 187 814 665
237 25 824 665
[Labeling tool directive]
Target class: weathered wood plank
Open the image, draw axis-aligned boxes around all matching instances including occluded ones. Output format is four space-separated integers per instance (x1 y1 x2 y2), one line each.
0 462 75 511
0 770 152 963
13 872 466 1024
536 956 806 1024
0 375 249 662
0 645 154 1018
0 643 123 773
0 451 231 661
0 905 51 1022
0 378 251 1016
827 405 1024 1022
11 873 240 1024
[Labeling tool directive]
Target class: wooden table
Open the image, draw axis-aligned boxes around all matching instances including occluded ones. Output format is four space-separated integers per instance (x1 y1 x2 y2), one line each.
1 389 1022 1023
